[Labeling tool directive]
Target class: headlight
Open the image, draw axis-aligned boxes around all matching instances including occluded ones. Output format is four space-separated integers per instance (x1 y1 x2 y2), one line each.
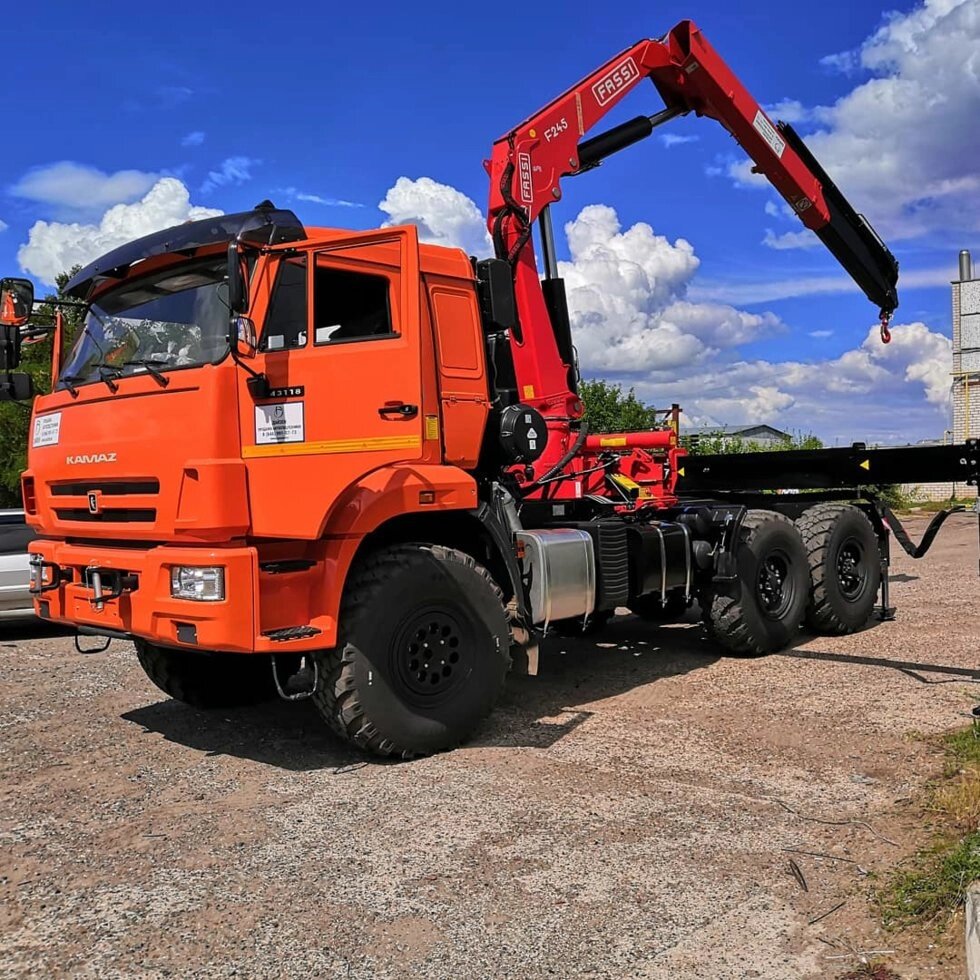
170 566 225 602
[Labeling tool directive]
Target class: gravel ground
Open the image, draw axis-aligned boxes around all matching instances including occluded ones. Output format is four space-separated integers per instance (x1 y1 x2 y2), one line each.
1 513 978 979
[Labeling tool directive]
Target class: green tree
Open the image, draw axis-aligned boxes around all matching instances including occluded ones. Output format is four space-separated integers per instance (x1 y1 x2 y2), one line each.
0 267 82 506
686 430 824 456
579 379 659 434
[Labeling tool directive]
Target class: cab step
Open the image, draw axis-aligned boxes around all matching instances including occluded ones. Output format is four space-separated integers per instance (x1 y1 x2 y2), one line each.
262 625 322 642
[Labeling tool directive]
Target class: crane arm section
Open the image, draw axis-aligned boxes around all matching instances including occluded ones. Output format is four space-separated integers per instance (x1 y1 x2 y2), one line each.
485 20 899 416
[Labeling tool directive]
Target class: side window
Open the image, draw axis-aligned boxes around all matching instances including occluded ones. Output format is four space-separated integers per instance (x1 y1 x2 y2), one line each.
261 255 308 351
313 261 394 345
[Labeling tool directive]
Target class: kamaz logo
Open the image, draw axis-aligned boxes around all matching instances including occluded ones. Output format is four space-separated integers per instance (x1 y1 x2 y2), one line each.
518 152 533 204
66 453 117 465
592 57 639 106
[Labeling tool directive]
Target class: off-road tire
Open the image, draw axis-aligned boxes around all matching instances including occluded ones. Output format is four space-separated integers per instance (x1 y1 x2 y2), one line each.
551 610 614 637
705 509 809 656
135 640 276 709
312 544 510 758
796 503 881 634
628 590 690 623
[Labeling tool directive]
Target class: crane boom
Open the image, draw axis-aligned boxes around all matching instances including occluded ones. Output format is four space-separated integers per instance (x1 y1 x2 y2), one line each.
485 19 899 418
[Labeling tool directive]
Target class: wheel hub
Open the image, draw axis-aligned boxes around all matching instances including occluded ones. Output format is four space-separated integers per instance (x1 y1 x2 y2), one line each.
757 550 793 619
395 609 466 700
836 538 867 600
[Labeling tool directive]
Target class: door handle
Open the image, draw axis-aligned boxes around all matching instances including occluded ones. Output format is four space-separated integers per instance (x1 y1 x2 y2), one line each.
378 401 419 420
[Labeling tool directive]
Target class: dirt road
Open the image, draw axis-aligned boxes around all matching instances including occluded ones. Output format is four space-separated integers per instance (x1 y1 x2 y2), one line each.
1 514 978 979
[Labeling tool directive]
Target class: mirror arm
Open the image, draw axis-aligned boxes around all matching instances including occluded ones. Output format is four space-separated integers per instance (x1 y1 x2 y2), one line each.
227 330 269 399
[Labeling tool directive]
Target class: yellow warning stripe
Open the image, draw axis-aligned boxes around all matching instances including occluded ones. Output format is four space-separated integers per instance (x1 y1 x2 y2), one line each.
243 435 421 459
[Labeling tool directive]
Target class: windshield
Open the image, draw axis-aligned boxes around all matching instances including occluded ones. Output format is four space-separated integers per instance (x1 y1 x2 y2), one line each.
59 258 229 388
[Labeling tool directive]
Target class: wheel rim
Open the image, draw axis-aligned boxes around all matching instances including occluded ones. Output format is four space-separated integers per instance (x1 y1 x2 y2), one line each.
392 606 470 706
756 548 795 619
836 536 868 601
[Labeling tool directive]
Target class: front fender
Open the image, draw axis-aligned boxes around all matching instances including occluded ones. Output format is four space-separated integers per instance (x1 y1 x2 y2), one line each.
319 463 478 539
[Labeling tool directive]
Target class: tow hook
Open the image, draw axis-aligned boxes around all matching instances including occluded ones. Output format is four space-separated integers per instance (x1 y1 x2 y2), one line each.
83 565 138 611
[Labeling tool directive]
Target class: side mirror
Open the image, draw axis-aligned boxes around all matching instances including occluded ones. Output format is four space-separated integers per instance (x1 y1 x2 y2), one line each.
0 372 35 402
0 278 34 327
234 316 257 359
227 243 248 314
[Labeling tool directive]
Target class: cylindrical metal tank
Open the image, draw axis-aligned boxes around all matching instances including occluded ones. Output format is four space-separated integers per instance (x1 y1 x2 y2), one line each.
960 249 973 283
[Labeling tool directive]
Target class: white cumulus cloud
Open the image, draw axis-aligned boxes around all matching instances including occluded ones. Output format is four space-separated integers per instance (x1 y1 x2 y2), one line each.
10 162 160 211
558 205 781 372
378 176 491 255
18 178 221 285
727 0 980 244
181 131 206 147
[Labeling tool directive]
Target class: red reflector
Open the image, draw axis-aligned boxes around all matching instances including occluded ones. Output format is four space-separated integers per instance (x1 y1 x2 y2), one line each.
22 477 36 515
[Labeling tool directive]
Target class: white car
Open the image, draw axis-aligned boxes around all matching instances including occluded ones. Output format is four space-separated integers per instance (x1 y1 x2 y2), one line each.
0 509 36 621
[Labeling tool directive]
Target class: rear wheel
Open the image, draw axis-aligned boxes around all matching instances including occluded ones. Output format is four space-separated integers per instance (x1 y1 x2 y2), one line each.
135 641 276 709
312 544 510 758
796 503 880 634
704 509 809 656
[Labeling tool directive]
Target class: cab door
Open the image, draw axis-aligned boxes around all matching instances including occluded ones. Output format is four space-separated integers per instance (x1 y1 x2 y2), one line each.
241 227 423 538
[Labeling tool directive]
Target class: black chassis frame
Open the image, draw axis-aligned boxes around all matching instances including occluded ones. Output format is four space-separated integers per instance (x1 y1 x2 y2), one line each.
518 440 977 624
675 439 979 620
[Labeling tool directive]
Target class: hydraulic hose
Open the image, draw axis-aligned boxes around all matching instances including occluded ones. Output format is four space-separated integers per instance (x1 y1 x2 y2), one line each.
531 421 589 487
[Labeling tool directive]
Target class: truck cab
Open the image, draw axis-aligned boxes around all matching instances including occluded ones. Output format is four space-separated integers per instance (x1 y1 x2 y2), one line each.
22 207 494 658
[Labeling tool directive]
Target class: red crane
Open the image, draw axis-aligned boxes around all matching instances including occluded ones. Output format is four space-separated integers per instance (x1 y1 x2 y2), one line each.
484 19 899 504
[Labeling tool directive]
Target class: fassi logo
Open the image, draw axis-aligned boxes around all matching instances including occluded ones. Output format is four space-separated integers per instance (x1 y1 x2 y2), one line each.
592 57 640 106
518 152 533 204
65 453 117 464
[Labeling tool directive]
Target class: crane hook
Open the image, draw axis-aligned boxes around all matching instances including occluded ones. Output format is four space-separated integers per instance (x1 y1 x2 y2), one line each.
879 310 892 344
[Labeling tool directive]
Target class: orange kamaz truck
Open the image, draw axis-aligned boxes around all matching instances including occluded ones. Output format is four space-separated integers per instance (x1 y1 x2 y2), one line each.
1 21 976 757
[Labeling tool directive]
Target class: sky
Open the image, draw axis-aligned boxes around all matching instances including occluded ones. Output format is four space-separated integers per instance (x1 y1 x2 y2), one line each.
2 0 977 444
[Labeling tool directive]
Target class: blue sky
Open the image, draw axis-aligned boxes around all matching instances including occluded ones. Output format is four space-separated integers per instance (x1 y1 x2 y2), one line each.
2 0 977 443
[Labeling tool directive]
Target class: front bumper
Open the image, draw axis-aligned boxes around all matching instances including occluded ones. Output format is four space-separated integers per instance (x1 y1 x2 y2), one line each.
28 539 259 653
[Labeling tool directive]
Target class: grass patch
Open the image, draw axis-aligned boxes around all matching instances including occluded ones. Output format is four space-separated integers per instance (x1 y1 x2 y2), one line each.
876 722 980 930
879 831 980 928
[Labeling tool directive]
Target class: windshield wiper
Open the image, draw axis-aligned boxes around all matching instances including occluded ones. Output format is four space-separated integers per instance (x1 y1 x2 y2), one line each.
97 364 121 393
122 359 170 388
60 374 83 398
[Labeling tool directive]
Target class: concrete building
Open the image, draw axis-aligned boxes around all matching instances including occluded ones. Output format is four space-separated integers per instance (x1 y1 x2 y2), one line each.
953 249 980 444
683 423 792 449
900 251 979 502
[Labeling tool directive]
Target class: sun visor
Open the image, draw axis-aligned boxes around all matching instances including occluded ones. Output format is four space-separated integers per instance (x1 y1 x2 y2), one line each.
64 204 306 300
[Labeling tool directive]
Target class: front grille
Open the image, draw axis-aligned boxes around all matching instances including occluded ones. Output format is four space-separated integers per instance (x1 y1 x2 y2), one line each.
51 479 160 496
54 508 157 523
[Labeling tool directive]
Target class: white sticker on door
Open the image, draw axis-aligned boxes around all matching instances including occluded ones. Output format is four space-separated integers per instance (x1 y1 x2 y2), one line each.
254 402 305 445
32 413 62 448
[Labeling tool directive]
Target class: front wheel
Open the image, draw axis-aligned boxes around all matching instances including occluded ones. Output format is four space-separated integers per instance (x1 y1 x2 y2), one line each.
312 544 510 758
704 510 809 656
135 641 276 709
